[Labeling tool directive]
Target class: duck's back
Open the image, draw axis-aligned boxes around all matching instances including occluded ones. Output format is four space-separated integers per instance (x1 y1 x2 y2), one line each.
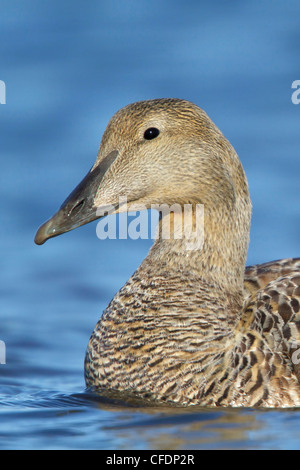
245 258 300 296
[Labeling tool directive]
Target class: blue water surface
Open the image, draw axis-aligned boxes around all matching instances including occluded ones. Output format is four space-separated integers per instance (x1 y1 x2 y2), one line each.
1 0 300 450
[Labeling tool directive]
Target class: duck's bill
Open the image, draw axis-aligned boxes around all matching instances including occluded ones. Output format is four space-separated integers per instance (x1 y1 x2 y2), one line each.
34 150 119 245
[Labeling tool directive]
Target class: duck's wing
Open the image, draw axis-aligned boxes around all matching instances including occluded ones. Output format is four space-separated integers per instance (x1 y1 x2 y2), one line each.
238 258 300 399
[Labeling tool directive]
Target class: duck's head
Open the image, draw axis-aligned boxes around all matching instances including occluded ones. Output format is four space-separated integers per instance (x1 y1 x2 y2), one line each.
35 98 251 252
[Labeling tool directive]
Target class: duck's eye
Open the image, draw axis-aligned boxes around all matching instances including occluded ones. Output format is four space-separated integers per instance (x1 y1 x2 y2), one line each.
144 127 160 140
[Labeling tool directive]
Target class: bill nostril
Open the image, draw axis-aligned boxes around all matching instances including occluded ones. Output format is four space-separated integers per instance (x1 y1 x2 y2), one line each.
69 199 85 217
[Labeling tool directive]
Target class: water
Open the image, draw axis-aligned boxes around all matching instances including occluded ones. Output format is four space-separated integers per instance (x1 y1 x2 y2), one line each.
1 0 300 450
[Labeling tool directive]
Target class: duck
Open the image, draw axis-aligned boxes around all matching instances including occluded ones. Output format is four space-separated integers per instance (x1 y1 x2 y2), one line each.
35 98 300 407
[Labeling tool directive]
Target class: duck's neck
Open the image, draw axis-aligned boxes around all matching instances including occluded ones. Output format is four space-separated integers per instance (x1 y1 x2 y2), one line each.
146 200 250 296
